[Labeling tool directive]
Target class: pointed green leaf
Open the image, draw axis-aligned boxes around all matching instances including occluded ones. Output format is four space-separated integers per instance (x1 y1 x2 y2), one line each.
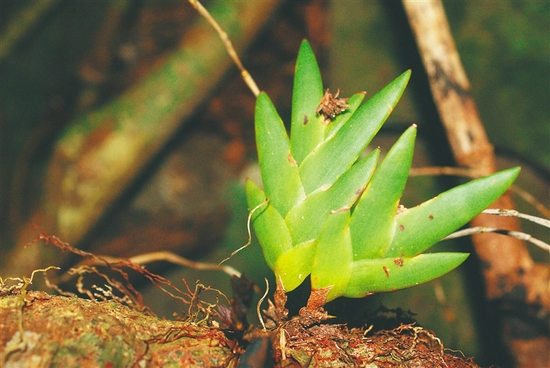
387 167 521 257
325 92 366 139
343 253 469 297
311 210 353 302
299 70 411 194
350 125 416 260
246 179 293 268
285 149 379 245
290 40 325 164
274 240 316 292
255 92 306 216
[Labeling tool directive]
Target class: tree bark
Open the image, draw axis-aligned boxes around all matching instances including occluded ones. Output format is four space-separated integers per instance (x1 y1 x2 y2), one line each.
1 291 481 367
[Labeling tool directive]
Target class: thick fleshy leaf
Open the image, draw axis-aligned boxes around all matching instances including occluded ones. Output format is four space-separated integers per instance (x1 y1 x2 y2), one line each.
299 70 411 194
255 92 305 216
285 149 379 245
274 240 316 292
349 125 416 260
245 179 293 268
311 210 353 302
386 167 521 257
325 92 366 139
343 253 469 298
290 40 325 164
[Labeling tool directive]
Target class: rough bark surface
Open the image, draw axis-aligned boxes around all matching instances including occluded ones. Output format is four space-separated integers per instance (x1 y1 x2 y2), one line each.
1 291 235 367
1 291 481 367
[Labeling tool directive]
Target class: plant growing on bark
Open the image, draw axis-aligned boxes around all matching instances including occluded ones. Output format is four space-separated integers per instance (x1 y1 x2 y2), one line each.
246 40 520 305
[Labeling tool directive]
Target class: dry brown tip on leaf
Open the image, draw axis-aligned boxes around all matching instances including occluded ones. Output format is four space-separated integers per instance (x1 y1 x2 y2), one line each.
316 88 350 122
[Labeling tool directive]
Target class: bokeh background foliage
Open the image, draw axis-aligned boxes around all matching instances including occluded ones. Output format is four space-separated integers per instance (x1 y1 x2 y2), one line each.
1 1 548 366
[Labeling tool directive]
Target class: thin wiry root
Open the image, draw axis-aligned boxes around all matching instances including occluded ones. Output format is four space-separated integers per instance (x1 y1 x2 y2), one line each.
257 278 270 332
218 199 269 265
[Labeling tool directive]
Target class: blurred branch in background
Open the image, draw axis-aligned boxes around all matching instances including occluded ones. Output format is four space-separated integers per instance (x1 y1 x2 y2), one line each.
4 0 282 277
402 1 549 366
75 0 134 112
0 0 60 62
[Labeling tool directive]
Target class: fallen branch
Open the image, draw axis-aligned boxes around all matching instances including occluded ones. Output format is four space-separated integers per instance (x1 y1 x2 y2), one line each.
402 1 549 366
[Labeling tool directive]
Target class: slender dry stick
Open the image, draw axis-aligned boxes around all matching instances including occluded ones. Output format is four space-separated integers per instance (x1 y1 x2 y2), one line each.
482 209 550 229
403 1 549 365
187 0 260 97
75 251 242 279
403 0 532 295
445 227 550 253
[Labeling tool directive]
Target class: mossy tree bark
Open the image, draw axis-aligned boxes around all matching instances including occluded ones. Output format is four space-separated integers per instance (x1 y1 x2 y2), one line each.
1 291 480 367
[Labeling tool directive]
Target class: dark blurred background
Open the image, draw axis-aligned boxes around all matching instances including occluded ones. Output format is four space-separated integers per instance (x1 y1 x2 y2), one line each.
1 1 548 366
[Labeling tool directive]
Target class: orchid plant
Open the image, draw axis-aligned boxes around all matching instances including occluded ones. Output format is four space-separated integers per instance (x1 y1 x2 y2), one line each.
246 40 519 305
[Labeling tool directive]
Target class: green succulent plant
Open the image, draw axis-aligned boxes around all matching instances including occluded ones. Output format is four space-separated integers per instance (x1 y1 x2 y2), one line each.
246 40 520 304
